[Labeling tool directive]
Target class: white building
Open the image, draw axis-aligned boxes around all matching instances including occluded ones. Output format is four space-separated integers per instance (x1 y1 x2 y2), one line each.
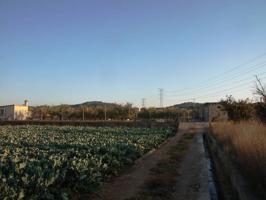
0 100 29 120
202 103 228 122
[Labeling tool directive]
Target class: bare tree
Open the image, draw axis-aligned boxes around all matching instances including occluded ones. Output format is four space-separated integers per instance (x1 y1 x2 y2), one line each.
255 75 266 102
254 75 266 123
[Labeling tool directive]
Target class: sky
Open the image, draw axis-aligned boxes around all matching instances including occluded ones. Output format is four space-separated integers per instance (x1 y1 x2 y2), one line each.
0 0 266 107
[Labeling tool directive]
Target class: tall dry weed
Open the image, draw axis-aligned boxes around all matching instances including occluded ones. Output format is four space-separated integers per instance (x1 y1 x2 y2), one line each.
211 121 266 193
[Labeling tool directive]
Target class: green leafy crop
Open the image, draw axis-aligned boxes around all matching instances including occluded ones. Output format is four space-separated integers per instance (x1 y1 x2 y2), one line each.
0 125 174 200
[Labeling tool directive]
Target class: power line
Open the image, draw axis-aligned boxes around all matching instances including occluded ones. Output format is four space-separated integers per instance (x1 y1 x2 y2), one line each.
172 75 266 102
201 52 266 82
166 74 266 106
167 71 266 98
168 61 266 95
174 88 250 103
167 62 266 96
167 52 266 94
178 81 255 101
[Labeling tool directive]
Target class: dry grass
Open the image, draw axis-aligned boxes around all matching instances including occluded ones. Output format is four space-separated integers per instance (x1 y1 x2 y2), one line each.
211 121 266 195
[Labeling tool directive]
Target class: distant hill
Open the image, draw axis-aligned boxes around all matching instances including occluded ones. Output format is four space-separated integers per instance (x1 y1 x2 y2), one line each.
31 101 118 108
169 102 221 110
71 101 117 107
169 102 203 109
32 101 218 109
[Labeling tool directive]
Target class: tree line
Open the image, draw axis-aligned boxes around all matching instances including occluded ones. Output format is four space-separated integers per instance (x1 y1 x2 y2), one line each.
220 76 266 123
29 77 266 123
29 103 183 121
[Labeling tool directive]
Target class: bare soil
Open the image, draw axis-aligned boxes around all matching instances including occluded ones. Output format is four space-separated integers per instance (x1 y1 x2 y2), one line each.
173 125 210 200
79 123 209 200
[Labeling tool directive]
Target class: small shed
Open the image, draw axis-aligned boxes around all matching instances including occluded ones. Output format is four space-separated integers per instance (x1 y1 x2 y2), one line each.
202 103 228 122
0 100 29 120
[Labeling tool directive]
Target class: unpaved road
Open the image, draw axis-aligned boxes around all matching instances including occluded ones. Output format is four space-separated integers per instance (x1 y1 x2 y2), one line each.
173 123 210 200
83 122 211 200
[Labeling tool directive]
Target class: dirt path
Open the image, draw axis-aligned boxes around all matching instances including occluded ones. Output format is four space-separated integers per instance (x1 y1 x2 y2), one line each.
173 124 210 200
82 123 210 200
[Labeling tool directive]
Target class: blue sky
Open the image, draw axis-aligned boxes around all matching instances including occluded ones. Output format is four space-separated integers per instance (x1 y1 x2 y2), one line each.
1 0 266 107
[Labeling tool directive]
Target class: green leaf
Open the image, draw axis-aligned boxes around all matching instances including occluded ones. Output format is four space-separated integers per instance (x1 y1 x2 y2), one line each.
18 189 25 200
61 192 69 200
19 162 27 169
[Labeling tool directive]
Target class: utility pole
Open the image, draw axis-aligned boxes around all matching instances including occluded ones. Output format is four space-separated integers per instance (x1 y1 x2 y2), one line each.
192 98 196 122
61 107 63 121
141 98 146 108
128 105 131 119
159 88 164 108
82 107 85 121
104 103 107 121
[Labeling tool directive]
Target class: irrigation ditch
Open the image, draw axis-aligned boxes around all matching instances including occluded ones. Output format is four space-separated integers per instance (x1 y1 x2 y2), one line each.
203 133 220 200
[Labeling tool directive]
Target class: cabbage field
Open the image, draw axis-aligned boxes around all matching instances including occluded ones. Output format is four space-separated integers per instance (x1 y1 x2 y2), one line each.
0 125 174 200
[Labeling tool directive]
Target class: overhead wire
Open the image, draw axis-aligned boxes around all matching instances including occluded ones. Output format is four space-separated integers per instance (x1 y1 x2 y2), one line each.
167 70 266 98
169 75 266 103
167 61 266 96
166 52 266 94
